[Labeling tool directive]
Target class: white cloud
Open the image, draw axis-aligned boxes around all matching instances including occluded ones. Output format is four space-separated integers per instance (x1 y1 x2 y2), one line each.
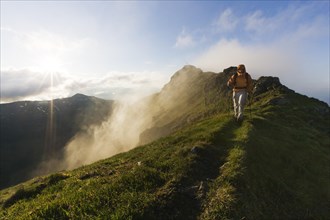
193 2 329 104
194 38 297 76
194 34 328 103
243 3 327 40
214 8 238 32
0 68 169 103
174 29 195 48
244 10 270 34
0 69 78 102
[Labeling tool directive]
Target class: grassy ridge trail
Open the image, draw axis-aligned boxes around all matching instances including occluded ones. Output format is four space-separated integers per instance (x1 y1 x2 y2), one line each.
0 114 249 219
1 69 329 219
1 99 329 219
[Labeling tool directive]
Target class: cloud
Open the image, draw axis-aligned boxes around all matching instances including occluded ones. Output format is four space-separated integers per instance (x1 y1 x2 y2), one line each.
194 37 329 104
0 68 169 103
244 10 270 34
193 3 329 104
243 3 328 41
194 38 297 76
174 28 195 48
75 71 169 101
214 8 238 32
0 69 77 102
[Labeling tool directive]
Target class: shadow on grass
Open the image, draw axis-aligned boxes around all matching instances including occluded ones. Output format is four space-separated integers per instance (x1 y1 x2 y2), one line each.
3 173 68 208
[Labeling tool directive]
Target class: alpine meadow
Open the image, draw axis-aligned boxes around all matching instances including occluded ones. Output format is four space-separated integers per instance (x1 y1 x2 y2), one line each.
1 66 329 219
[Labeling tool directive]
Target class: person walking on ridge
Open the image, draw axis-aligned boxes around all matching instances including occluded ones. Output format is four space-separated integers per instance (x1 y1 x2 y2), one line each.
227 64 253 122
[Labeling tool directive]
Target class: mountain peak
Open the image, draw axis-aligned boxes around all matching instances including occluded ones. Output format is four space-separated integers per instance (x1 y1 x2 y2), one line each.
182 64 199 70
173 65 203 78
71 93 89 99
161 65 203 92
254 76 293 96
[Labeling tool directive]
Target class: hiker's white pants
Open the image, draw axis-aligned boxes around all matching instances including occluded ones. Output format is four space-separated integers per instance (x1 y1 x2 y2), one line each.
233 90 247 120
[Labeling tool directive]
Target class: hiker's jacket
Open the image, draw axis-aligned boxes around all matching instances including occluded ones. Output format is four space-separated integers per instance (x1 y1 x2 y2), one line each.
227 72 253 93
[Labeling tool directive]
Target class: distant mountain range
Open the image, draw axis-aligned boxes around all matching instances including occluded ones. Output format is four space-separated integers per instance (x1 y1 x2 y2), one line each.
0 94 113 189
1 65 329 219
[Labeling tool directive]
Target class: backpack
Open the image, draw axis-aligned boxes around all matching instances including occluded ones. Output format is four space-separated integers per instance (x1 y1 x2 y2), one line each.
233 72 250 89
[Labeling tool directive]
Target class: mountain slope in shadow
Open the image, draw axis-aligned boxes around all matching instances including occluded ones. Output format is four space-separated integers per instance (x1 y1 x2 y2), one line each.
0 94 113 189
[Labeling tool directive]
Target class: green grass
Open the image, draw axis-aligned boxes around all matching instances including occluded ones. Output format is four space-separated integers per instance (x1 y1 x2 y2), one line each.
236 96 330 219
0 113 234 219
1 85 329 219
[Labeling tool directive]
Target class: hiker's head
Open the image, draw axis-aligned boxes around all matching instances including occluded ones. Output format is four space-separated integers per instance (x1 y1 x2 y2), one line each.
237 64 246 74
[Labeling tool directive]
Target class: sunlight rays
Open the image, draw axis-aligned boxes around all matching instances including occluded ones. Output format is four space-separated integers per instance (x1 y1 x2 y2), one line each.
43 71 58 162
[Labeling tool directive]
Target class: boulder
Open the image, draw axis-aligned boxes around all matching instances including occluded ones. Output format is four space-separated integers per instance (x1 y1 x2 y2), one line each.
254 76 293 96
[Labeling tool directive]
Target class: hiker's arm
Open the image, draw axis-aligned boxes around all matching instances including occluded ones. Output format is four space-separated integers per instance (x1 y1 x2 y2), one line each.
227 75 234 87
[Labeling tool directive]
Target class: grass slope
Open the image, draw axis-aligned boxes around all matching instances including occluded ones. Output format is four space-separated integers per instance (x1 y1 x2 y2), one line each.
1 83 329 219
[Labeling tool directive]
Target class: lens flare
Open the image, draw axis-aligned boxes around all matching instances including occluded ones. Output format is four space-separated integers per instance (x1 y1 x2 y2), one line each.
43 72 56 161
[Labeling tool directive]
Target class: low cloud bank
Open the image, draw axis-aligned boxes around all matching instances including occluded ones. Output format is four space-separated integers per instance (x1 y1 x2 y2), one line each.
0 68 169 103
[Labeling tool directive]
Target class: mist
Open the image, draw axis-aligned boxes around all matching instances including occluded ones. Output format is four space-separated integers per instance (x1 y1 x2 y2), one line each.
59 95 154 170
31 66 200 173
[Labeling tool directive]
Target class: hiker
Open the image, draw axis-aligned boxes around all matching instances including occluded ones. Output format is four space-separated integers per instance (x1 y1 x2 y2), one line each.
227 64 253 122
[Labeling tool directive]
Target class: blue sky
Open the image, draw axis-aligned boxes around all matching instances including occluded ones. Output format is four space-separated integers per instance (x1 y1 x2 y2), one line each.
1 1 329 103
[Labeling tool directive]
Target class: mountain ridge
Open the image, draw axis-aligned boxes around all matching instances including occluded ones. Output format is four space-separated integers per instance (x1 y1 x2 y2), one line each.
0 65 329 219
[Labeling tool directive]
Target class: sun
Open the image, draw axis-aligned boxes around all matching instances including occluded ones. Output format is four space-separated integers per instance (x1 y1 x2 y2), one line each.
38 55 64 73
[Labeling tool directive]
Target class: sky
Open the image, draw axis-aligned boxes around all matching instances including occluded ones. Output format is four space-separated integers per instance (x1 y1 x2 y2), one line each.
1 0 329 104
